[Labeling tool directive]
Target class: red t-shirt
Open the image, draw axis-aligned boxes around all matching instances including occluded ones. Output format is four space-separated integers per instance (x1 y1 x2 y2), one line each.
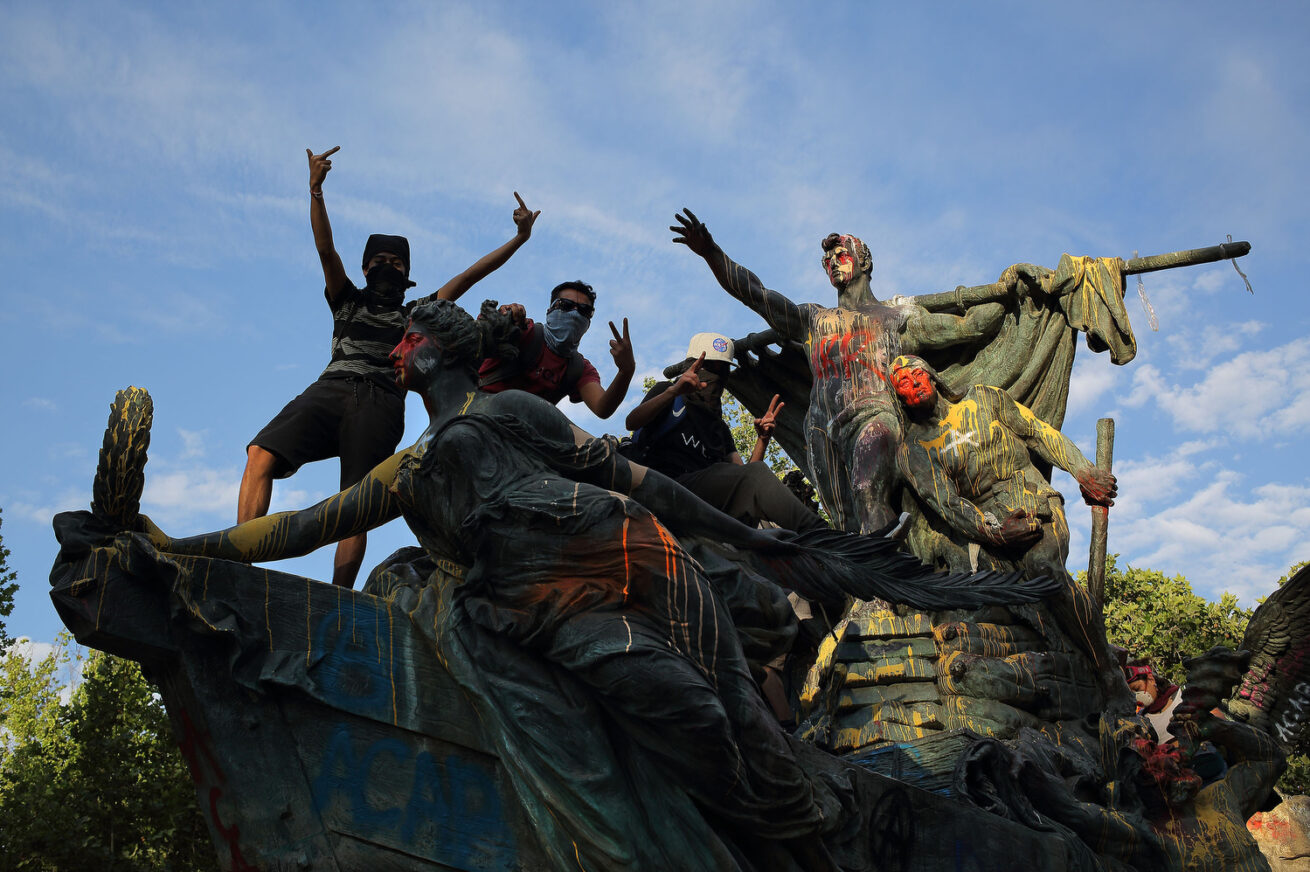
478 321 601 404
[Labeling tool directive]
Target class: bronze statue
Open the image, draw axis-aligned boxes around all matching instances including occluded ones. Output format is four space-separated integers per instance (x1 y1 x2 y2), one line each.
887 354 1116 580
135 299 1054 870
673 211 1025 534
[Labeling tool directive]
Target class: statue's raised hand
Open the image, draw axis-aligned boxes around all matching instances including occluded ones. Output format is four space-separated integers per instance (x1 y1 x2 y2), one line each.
671 209 717 258
307 146 340 193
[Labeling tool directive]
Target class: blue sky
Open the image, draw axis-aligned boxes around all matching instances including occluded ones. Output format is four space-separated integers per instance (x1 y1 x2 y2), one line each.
2 0 1307 649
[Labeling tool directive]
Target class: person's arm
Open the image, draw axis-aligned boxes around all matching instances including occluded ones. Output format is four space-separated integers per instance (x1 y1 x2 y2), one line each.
671 209 810 342
992 388 1117 506
307 147 351 305
748 394 783 464
148 452 405 563
578 318 635 419
624 356 705 431
433 193 539 302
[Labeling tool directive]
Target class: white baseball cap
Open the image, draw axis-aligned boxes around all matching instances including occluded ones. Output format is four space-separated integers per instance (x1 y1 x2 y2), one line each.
685 332 734 365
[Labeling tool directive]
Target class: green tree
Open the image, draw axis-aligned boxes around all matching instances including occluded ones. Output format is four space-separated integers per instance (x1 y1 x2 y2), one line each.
0 636 216 871
0 509 18 650
1088 554 1252 687
1088 555 1310 798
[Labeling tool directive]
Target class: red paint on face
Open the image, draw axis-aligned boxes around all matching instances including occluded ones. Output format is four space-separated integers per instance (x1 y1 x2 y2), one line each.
824 245 856 288
389 324 437 390
892 366 935 409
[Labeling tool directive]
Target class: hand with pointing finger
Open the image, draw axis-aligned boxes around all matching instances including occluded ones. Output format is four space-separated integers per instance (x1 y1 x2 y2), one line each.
672 353 708 397
512 192 540 238
609 318 635 375
307 146 340 194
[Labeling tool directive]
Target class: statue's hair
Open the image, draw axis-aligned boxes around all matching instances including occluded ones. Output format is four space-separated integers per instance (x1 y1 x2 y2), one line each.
820 233 873 279
889 354 965 404
406 299 521 376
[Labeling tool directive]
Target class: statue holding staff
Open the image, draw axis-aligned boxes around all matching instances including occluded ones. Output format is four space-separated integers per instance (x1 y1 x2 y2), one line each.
140 298 1054 870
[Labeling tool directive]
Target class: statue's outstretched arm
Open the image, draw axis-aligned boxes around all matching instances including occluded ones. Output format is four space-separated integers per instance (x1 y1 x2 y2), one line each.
671 209 810 342
991 388 1116 506
903 301 1006 352
151 451 406 563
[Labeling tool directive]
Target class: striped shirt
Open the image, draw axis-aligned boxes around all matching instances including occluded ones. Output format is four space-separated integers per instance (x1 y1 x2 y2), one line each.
318 280 434 394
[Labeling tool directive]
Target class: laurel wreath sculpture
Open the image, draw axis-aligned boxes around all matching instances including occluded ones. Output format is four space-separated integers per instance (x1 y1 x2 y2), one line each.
91 386 153 530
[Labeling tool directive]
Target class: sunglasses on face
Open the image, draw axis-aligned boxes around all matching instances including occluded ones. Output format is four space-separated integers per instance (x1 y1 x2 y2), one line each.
549 298 595 319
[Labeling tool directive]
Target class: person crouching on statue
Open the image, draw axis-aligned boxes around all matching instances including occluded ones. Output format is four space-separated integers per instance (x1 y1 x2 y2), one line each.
622 332 827 534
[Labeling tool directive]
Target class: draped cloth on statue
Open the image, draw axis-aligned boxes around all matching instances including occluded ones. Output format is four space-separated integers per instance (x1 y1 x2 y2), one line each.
902 255 1135 572
916 254 1134 433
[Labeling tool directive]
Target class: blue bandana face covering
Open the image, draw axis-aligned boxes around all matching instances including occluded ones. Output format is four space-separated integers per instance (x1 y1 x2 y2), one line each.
543 308 590 355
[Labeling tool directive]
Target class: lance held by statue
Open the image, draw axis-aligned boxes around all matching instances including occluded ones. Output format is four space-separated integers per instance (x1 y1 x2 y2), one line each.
130 299 1056 870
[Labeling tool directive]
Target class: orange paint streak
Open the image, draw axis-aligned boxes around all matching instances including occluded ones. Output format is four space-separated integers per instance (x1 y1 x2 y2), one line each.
621 516 632 601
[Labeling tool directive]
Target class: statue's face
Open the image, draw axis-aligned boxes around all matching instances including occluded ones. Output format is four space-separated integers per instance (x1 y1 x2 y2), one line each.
892 365 935 409
390 323 441 390
820 233 870 292
822 239 859 290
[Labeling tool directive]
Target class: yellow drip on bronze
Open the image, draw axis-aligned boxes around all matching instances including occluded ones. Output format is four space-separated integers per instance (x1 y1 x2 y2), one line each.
388 602 397 726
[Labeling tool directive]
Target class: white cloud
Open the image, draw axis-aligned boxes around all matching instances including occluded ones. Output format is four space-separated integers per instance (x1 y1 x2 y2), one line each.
22 397 56 412
1148 338 1310 438
6 487 91 526
1065 355 1120 419
177 428 206 459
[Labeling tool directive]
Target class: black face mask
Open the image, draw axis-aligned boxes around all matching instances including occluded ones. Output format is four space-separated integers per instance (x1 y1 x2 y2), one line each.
363 263 415 310
685 387 723 416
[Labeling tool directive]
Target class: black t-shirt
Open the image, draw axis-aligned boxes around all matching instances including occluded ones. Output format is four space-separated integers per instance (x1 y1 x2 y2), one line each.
631 381 736 478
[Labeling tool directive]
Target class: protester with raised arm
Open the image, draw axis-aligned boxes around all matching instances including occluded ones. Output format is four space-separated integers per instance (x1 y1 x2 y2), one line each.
238 146 538 587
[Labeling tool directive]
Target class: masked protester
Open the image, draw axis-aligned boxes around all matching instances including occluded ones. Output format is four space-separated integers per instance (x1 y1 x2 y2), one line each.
238 146 539 588
623 333 826 534
478 280 636 419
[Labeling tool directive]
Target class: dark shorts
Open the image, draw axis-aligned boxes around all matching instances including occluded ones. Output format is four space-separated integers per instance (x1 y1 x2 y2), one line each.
249 377 405 489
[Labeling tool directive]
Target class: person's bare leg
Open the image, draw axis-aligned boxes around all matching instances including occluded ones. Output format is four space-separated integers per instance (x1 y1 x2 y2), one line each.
238 445 278 523
332 532 366 588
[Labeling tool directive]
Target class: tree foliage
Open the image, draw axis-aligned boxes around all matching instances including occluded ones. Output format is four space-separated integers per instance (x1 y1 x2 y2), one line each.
1089 554 1252 687
0 509 18 650
0 636 216 871
1088 554 1310 797
721 392 798 476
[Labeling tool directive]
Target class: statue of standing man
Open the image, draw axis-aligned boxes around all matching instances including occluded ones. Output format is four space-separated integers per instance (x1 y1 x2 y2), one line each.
672 210 1016 534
